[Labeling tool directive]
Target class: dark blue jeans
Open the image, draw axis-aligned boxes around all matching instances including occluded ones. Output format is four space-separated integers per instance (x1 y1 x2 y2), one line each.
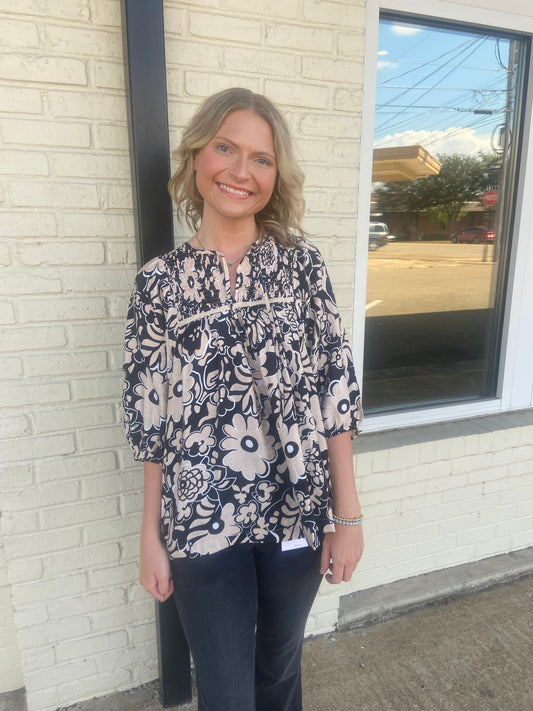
170 542 323 711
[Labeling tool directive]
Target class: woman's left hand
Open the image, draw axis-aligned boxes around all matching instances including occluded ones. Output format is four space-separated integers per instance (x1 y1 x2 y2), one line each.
320 525 364 584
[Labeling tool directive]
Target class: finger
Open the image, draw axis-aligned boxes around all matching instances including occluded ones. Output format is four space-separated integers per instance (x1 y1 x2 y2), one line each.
320 544 331 575
140 573 167 602
160 577 175 602
155 573 174 602
342 565 356 583
325 562 344 585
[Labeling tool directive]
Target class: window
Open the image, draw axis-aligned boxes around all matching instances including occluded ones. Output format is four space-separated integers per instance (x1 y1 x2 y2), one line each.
356 6 533 428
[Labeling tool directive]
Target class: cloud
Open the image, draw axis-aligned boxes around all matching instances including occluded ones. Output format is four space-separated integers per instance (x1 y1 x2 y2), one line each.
391 24 421 36
377 60 398 71
374 126 493 156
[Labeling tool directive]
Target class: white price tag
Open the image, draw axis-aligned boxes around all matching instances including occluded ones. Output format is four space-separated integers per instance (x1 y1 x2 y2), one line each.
281 538 308 552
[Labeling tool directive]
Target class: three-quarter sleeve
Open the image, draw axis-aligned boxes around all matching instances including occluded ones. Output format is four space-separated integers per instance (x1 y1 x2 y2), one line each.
303 245 363 438
122 258 170 461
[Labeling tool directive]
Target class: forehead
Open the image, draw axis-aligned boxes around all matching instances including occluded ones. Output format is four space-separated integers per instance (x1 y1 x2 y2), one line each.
214 110 275 149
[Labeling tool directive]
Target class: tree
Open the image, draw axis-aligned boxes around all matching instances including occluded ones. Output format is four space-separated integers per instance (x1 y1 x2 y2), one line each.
375 152 502 234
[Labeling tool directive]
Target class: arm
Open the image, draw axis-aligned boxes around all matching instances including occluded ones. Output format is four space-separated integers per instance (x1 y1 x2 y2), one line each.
320 431 364 584
139 461 174 602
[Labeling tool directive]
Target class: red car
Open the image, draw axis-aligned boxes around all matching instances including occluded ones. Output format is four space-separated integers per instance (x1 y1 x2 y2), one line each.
451 226 495 244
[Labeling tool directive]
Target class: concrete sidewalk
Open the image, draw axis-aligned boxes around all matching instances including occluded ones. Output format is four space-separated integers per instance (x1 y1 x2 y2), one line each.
60 571 533 711
303 575 533 711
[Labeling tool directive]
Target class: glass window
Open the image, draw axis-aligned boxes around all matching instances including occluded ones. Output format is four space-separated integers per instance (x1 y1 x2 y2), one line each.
363 13 529 414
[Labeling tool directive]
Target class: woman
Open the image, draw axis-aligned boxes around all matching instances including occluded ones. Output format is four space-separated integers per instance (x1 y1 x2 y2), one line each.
123 87 364 711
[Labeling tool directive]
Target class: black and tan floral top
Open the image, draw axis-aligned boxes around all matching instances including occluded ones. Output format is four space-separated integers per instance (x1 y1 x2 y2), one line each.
123 236 362 558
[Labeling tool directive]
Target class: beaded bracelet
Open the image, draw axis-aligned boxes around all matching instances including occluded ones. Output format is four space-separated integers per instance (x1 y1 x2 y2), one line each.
332 513 364 526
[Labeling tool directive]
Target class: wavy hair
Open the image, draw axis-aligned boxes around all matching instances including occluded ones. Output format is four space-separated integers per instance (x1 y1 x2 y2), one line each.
168 88 305 246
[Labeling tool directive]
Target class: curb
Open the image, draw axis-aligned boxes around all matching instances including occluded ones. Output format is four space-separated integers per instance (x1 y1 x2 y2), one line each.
338 546 533 630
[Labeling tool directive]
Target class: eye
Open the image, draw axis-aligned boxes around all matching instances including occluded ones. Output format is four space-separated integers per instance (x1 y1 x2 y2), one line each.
215 143 230 154
256 157 273 167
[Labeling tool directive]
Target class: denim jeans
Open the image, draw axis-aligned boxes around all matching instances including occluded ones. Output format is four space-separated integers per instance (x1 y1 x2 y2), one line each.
170 542 323 711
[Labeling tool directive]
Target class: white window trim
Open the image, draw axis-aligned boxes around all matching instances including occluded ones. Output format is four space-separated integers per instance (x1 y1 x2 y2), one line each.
354 0 533 433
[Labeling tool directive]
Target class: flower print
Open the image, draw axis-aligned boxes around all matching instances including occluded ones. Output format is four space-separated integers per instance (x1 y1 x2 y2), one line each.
183 425 215 457
235 482 254 505
258 239 278 275
220 413 276 480
240 255 252 279
253 338 281 390
322 297 343 337
133 371 167 429
236 501 258 526
189 503 241 556
174 497 193 522
252 516 270 540
280 491 303 539
206 383 237 418
123 239 362 558
212 267 225 294
221 344 258 411
138 324 167 371
295 487 314 516
255 481 277 504
166 420 183 453
236 271 252 298
171 361 198 406
180 323 211 361
175 463 212 503
308 462 326 492
124 333 141 357
179 257 202 302
323 377 352 432
247 308 270 346
280 424 307 483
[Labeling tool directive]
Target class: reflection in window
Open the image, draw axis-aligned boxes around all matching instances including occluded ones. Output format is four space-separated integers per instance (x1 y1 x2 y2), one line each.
363 14 529 413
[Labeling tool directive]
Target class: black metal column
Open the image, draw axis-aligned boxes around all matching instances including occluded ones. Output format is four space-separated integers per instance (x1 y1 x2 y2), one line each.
121 1 192 706
121 0 175 264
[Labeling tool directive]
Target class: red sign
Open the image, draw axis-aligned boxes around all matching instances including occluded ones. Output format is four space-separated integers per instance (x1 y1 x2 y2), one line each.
483 190 498 206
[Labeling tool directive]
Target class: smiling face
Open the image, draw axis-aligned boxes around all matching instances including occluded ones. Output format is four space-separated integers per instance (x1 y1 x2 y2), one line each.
192 109 277 231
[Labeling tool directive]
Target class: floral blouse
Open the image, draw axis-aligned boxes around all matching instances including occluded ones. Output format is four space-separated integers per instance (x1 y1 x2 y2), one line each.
123 236 362 558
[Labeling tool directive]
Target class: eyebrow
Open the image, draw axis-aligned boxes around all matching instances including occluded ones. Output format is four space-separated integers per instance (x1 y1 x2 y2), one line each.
212 134 276 162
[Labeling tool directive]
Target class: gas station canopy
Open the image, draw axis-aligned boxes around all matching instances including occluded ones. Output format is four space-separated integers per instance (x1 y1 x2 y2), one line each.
372 145 441 182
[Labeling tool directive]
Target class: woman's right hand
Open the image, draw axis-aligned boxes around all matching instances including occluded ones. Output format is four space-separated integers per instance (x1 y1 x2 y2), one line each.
139 529 174 602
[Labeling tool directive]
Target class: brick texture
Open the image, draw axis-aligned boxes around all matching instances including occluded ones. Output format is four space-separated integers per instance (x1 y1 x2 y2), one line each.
0 1 139 709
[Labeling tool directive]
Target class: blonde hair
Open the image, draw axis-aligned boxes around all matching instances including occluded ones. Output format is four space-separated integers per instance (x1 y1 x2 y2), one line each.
168 88 305 246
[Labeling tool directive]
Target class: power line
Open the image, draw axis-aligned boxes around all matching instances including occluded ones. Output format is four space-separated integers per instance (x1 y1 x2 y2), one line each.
378 84 506 93
376 104 500 114
374 36 488 135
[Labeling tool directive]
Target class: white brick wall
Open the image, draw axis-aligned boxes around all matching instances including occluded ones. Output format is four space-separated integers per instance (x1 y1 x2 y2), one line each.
0 541 24 694
308 414 533 637
0 1 144 709
1 0 532 710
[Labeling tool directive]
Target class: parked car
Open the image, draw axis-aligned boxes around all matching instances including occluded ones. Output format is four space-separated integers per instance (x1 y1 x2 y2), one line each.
451 226 495 244
369 222 390 250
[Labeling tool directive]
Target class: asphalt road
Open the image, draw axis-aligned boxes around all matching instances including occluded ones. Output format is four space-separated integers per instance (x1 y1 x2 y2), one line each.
366 241 498 317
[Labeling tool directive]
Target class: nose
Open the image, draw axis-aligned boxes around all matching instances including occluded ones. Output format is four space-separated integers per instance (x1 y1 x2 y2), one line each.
229 154 250 181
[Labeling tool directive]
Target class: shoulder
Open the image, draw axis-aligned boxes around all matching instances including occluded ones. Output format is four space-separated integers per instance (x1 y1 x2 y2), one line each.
288 238 326 275
138 243 189 278
134 244 192 290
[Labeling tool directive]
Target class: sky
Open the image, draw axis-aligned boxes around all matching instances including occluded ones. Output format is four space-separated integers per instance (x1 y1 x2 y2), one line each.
374 18 517 157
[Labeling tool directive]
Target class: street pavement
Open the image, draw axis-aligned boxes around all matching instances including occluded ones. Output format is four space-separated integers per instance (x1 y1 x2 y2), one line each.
63 574 533 711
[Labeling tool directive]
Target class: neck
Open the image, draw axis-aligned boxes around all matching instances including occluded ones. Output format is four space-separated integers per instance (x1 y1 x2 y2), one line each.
195 225 260 257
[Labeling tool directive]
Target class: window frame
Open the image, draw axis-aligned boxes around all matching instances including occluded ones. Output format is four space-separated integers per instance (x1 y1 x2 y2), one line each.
354 0 533 432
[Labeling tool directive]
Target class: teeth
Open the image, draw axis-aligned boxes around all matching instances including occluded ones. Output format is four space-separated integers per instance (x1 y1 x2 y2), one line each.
219 183 250 196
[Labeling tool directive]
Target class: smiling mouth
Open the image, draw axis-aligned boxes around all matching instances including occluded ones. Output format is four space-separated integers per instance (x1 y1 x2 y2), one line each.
217 182 252 197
